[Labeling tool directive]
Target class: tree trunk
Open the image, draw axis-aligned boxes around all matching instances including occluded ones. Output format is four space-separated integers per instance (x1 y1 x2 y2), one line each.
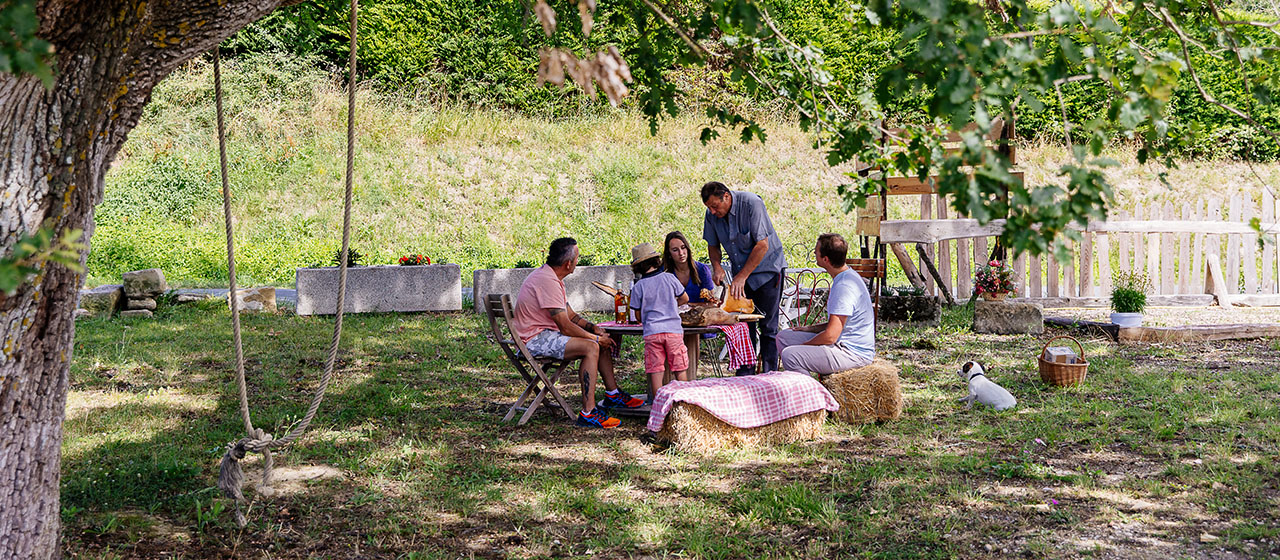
0 2 286 557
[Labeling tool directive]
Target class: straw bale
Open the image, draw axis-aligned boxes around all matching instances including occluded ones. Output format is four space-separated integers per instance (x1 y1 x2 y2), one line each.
820 359 903 424
655 403 826 453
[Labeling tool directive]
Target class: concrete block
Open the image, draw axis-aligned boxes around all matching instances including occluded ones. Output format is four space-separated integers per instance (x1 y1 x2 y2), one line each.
296 264 462 316
120 309 154 319
78 284 123 318
973 300 1044 335
472 265 633 313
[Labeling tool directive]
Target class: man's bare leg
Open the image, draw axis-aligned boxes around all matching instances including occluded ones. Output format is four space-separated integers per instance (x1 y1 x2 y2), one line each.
563 337 601 412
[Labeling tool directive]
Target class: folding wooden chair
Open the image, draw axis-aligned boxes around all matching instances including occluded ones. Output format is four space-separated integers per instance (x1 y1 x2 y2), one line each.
485 294 578 425
848 258 886 328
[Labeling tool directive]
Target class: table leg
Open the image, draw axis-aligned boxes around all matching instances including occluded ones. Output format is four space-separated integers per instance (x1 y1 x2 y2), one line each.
685 332 700 380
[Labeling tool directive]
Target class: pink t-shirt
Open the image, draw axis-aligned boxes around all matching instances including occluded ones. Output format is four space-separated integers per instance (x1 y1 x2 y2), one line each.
512 265 567 342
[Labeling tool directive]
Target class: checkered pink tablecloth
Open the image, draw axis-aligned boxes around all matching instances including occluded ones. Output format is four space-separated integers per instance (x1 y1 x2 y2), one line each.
711 322 755 370
646 371 839 432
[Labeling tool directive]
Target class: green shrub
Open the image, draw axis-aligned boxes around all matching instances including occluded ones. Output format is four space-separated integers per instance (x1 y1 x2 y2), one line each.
1110 271 1150 314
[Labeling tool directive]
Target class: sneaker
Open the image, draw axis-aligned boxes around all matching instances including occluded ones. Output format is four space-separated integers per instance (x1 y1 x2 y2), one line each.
576 409 620 429
603 390 645 409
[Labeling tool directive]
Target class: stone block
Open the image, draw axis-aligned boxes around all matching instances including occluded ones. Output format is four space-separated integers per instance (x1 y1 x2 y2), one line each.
296 264 461 316
231 287 277 313
120 309 154 319
126 297 157 311
177 293 211 303
472 265 633 313
973 300 1044 335
74 309 91 320
123 268 168 298
878 295 941 327
77 284 122 318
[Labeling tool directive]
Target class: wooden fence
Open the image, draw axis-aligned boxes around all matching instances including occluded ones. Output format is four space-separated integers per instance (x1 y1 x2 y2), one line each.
880 191 1280 306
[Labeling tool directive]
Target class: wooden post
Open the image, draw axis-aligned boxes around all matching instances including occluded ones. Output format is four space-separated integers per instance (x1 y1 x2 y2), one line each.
1227 195 1242 294
1014 251 1027 299
1080 233 1093 297
1099 233 1112 293
1264 189 1277 294
1146 203 1160 290
957 236 972 299
1178 202 1191 294
936 194 952 298
1192 200 1205 293
1029 253 1042 298
1134 203 1147 276
1047 249 1060 297
1244 200 1259 294
1064 238 1077 297
921 195 934 295
1206 256 1233 306
1161 202 1175 294
1117 209 1131 274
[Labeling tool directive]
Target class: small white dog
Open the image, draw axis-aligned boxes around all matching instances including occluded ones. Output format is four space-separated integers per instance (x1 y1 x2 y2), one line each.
958 361 1017 411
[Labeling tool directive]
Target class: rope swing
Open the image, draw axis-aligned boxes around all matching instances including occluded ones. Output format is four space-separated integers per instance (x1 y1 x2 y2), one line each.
213 0 360 528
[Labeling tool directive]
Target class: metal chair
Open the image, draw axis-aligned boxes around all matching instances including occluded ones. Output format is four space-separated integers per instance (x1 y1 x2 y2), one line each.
484 294 578 425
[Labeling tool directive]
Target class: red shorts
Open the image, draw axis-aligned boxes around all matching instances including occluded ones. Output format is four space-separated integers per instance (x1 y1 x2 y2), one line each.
643 332 689 374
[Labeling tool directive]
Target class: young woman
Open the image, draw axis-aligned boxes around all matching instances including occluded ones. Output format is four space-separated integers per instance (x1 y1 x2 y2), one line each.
662 231 715 302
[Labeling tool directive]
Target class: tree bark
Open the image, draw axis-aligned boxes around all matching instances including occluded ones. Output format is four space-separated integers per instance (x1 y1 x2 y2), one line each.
1 2 287 557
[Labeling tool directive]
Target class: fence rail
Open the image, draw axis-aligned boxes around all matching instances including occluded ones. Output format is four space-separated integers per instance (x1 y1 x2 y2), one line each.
882 191 1280 303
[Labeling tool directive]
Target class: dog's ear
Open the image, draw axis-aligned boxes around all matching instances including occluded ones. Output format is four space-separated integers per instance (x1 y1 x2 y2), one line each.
961 361 974 373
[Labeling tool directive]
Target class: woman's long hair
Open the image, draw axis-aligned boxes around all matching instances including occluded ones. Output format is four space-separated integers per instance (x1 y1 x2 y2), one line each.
662 230 701 287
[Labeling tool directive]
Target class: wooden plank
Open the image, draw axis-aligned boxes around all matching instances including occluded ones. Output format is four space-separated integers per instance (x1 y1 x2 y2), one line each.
1265 190 1277 294
890 243 926 288
1098 233 1112 296
1014 252 1027 299
957 236 972 298
1085 220 1275 234
916 243 956 306
1080 233 1093 297
1178 202 1191 294
1118 323 1280 344
937 194 952 298
1063 238 1077 297
921 195 934 295
975 236 989 266
1133 203 1146 277
1028 253 1042 298
1145 203 1159 290
1024 294 1215 308
1206 255 1233 306
1227 195 1242 294
1244 201 1259 294
886 176 937 195
1192 201 1205 293
1047 250 1060 297
1161 202 1176 294
1117 209 1131 274
878 219 1008 244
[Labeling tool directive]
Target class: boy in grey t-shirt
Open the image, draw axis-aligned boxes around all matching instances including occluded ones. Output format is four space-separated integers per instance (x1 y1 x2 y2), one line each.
628 243 690 400
776 234 875 374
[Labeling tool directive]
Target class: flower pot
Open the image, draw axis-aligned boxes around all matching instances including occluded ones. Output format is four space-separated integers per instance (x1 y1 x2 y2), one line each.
980 292 1009 302
1109 312 1143 328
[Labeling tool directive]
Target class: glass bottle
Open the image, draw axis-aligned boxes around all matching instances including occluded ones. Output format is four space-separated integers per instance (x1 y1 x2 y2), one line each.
614 281 627 323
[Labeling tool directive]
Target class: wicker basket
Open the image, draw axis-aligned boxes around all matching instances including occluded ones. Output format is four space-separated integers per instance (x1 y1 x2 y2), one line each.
1038 335 1088 387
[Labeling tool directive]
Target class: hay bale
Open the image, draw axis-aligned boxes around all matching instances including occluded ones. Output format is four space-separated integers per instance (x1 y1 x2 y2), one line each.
820 359 903 424
656 403 826 453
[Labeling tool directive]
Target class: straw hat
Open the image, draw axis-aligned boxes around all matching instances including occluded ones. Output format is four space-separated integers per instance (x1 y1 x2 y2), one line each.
631 242 660 265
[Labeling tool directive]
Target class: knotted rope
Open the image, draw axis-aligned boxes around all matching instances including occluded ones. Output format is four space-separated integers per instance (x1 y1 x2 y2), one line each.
213 0 359 528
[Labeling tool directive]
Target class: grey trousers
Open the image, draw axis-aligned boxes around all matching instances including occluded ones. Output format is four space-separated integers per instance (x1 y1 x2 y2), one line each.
776 329 872 375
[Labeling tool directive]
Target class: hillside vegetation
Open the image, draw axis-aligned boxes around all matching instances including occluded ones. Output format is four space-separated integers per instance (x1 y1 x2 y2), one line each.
91 55 1280 287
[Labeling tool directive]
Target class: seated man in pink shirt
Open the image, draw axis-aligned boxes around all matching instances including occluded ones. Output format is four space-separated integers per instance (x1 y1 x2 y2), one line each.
512 237 644 428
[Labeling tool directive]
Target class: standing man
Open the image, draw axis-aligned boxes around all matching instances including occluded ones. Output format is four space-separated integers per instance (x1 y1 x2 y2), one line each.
701 181 787 374
512 237 644 429
776 233 875 375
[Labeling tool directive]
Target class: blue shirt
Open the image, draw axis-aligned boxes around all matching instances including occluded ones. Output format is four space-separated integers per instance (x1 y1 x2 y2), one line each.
826 269 875 359
677 261 715 302
703 190 787 290
629 271 686 337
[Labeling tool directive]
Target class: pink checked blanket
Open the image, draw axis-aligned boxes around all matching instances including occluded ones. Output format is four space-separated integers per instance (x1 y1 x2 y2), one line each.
647 371 840 432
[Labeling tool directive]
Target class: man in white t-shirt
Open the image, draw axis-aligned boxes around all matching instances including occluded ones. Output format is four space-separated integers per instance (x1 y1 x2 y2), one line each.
776 233 875 374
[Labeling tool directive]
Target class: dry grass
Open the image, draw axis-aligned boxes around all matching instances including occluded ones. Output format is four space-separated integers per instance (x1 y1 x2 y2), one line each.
820 358 904 424
655 404 827 454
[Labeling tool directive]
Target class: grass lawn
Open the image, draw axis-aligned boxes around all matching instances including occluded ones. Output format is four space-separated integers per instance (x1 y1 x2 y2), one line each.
64 301 1280 559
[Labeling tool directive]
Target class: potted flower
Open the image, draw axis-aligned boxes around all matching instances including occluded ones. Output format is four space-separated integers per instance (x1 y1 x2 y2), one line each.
398 254 430 266
974 259 1016 301
1110 271 1149 327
